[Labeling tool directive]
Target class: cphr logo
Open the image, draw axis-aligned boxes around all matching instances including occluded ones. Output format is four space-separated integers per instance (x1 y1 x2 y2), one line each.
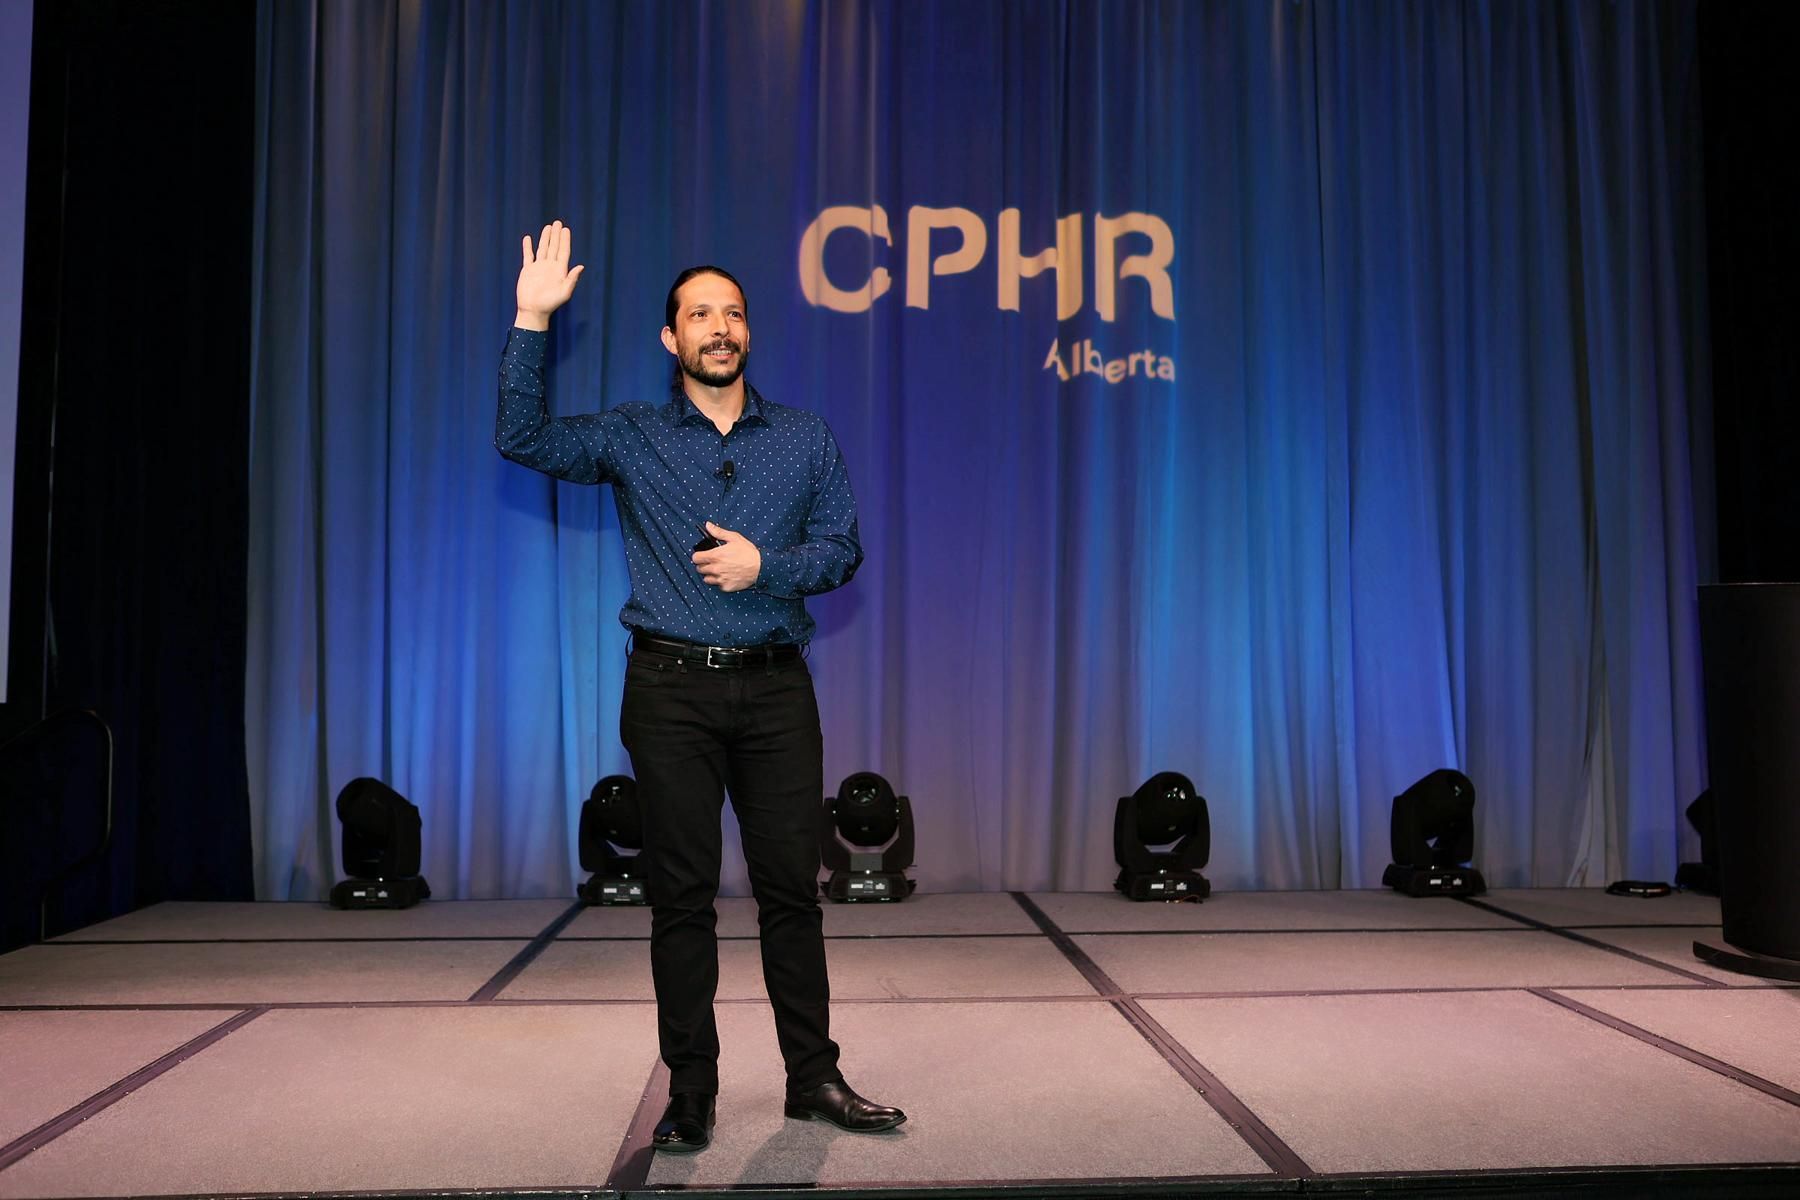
798 205 1175 322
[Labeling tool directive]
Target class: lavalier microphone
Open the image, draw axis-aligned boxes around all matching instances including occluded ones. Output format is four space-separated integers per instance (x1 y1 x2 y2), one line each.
695 462 736 551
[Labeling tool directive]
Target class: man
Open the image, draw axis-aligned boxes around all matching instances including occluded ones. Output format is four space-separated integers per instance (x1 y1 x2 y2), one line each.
495 221 904 1153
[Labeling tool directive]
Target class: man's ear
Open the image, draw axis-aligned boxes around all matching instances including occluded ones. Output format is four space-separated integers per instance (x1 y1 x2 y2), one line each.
660 326 677 355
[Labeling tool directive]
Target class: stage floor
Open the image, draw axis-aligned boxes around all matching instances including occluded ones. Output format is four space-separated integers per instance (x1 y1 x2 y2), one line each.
1 888 1796 1198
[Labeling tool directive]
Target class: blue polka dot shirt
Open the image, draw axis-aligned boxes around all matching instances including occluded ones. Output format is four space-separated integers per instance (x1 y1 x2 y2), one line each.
495 327 862 646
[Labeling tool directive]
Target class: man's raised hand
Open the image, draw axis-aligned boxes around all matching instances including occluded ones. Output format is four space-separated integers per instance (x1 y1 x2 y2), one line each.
515 220 585 331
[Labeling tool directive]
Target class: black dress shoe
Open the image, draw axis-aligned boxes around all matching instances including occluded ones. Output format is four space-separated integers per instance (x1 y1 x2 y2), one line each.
652 1092 715 1153
784 1080 906 1132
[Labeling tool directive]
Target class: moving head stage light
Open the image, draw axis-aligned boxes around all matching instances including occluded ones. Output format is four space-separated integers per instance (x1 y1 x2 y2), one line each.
329 778 431 909
1382 769 1486 896
578 774 651 906
820 772 916 901
1114 772 1211 901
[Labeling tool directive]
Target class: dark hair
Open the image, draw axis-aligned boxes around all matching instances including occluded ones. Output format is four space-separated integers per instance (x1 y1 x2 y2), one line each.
664 265 747 330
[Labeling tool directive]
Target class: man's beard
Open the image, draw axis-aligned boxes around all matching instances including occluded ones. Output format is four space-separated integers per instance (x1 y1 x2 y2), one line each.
680 338 748 388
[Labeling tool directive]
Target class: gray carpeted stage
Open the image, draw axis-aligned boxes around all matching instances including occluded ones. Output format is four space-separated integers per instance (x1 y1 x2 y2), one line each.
1 889 1797 1198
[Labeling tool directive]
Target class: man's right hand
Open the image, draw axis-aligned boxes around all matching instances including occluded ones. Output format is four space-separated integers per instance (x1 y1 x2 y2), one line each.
515 220 585 331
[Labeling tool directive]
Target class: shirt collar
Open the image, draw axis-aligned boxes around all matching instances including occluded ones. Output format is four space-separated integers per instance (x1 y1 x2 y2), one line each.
668 381 770 429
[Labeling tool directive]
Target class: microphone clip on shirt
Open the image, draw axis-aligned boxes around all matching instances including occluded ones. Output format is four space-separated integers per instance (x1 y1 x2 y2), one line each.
695 460 737 551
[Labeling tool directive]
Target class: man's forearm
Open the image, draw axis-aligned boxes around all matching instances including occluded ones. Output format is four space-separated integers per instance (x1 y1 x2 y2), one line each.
494 327 607 484
756 534 863 599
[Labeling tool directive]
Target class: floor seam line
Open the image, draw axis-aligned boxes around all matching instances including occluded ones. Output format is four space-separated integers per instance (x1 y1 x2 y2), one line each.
41 936 546 945
606 1056 668 1191
1528 987 1800 1109
1456 896 1728 987
468 901 587 1002
1009 891 1314 1180
2 1167 1796 1200
0 1006 269 1174
38 919 1728 946
10 979 1790 1015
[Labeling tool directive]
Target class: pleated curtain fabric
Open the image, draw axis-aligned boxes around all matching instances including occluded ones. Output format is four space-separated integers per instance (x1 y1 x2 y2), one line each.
247 0 1712 899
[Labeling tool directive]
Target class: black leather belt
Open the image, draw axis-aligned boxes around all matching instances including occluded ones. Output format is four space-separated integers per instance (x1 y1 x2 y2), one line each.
632 633 803 669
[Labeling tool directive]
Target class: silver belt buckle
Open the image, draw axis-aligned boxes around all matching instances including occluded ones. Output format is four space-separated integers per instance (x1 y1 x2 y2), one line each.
704 645 729 669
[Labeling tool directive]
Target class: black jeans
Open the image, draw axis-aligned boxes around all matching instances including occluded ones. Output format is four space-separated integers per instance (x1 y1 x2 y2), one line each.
619 647 841 1096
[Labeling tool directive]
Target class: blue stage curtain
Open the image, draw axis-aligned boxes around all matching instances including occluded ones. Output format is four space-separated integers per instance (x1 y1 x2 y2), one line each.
248 1 1711 899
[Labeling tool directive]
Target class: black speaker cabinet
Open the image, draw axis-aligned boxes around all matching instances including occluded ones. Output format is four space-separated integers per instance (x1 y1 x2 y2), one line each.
1697 584 1800 975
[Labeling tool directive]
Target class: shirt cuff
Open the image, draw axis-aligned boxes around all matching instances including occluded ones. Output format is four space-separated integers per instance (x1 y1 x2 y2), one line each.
504 325 548 367
753 548 802 599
